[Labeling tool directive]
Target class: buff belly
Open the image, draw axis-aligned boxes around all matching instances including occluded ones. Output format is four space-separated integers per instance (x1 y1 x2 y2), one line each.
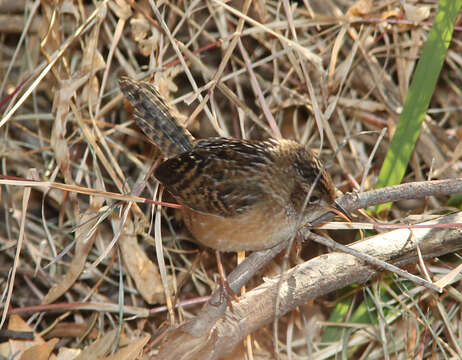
182 206 296 252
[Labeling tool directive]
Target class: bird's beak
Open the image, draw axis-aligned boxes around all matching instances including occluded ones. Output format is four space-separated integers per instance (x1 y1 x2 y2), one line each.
308 201 351 228
333 201 352 221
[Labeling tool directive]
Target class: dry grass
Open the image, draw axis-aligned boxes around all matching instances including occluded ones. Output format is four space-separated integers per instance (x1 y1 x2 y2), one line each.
1 0 462 358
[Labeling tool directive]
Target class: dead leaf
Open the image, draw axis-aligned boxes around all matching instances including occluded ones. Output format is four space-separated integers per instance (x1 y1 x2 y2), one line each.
74 330 117 360
8 315 43 357
118 217 166 304
42 198 103 304
403 3 431 23
102 335 149 360
20 338 59 360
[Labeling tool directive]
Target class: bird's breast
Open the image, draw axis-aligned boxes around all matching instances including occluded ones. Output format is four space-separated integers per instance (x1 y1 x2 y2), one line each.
182 201 297 252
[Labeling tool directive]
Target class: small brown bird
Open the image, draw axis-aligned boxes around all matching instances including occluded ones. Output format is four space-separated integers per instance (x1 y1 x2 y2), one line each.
119 77 338 252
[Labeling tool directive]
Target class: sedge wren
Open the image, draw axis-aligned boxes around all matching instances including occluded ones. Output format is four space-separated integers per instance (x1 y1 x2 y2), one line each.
119 77 337 252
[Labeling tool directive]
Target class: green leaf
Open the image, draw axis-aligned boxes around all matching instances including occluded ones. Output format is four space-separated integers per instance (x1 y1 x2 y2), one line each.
375 0 462 213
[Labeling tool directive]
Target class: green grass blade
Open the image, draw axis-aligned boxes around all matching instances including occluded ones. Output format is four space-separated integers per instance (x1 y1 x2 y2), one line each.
375 0 462 213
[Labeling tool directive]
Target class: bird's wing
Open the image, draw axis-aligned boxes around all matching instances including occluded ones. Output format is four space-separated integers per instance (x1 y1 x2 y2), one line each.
154 138 274 217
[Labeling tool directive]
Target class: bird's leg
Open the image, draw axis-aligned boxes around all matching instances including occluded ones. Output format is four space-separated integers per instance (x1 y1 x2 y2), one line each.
214 250 238 310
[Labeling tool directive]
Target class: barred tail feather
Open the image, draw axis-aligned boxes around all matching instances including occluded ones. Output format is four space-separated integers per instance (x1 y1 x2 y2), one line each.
119 77 194 157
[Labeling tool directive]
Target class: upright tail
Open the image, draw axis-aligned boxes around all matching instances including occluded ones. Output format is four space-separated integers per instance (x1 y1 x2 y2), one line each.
119 77 195 157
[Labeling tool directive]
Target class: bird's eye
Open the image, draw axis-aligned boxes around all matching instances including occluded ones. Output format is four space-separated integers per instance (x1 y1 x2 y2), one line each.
308 195 320 203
